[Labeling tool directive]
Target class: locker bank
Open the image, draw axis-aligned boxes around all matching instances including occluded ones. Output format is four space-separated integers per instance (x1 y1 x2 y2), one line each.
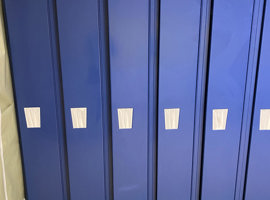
0 0 269 199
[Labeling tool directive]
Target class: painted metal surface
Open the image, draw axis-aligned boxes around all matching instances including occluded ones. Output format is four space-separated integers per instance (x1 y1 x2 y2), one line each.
2 0 68 199
4 0 270 199
233 0 265 199
108 0 149 199
56 0 107 199
191 1 211 199
157 0 202 199
201 0 255 199
245 1 270 199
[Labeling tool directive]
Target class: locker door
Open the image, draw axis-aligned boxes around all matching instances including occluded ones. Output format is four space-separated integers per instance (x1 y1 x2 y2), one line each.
56 0 107 199
157 0 202 199
108 0 149 199
245 2 270 199
201 0 254 199
3 1 68 199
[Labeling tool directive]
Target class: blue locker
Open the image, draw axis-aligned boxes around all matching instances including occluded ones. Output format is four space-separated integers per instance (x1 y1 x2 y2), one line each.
233 0 265 198
157 0 206 199
3 0 68 199
55 0 108 199
201 0 255 199
245 1 270 199
108 0 149 199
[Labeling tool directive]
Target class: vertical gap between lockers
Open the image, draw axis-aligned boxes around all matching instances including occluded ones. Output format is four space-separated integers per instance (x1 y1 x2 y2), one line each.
233 0 265 198
47 0 71 199
98 0 114 199
242 0 267 198
198 0 214 199
148 0 160 199
190 0 212 199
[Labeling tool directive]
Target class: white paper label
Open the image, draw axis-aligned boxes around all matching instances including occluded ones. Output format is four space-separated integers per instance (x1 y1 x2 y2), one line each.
24 107 41 128
70 108 87 129
212 109 228 130
164 108 180 130
118 108 133 129
260 109 270 130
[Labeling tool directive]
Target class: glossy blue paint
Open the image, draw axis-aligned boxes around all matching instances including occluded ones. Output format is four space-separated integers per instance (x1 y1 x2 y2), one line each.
6 1 270 199
191 0 211 199
245 1 270 199
201 0 255 199
108 0 149 199
157 0 203 199
56 0 107 199
234 0 265 199
3 0 68 199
